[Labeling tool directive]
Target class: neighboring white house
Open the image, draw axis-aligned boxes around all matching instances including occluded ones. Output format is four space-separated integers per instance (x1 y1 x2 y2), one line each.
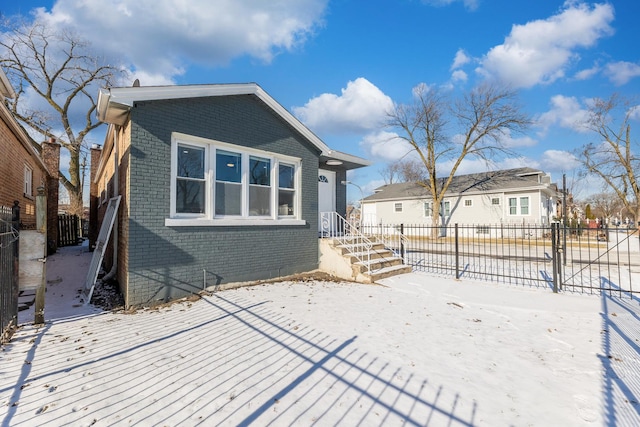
361 168 561 226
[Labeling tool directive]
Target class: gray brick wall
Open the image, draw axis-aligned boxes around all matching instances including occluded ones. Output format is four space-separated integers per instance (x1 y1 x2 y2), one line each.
125 95 322 306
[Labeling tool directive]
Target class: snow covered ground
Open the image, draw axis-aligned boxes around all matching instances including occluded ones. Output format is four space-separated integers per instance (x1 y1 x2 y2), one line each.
2 244 639 426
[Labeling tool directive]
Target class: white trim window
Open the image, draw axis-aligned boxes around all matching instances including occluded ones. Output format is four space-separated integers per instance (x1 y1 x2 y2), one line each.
508 196 530 215
424 202 432 217
442 201 451 217
464 199 472 207
168 133 302 226
394 202 403 213
24 165 33 197
491 197 500 206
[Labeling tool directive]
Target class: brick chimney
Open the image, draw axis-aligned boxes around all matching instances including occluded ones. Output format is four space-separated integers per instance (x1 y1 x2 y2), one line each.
42 138 60 254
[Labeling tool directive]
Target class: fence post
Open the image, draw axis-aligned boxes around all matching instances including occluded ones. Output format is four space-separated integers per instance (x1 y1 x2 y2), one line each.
400 223 405 263
34 186 47 324
455 223 460 279
551 222 559 293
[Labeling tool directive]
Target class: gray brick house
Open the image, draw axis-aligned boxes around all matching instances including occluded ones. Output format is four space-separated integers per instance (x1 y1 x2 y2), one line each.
91 83 369 307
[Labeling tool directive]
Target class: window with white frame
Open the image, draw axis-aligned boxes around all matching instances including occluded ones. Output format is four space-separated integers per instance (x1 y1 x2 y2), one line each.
520 197 529 215
464 199 472 207
491 197 500 205
394 202 403 213
24 165 33 197
424 202 432 217
508 196 530 215
442 201 450 216
170 134 301 223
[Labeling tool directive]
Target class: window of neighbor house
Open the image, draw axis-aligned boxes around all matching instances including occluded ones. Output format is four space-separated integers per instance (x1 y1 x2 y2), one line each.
464 199 472 207
491 197 500 205
394 202 403 213
508 196 530 215
170 134 301 224
24 165 33 197
424 202 432 217
443 201 450 216
520 197 529 215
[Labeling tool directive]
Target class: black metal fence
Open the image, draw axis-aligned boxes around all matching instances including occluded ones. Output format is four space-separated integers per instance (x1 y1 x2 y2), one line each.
361 222 640 297
58 213 81 247
1 206 19 344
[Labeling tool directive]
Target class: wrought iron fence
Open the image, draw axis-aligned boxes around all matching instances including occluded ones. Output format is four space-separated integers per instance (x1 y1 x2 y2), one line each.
361 222 640 297
1 206 19 344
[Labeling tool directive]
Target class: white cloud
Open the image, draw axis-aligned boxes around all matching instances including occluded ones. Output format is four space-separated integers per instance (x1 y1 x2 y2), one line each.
451 49 471 70
604 61 640 86
629 105 640 121
573 64 600 81
540 149 580 172
293 78 394 134
422 0 480 11
497 129 537 148
477 2 614 88
31 0 328 82
359 130 414 162
451 69 468 83
537 95 590 134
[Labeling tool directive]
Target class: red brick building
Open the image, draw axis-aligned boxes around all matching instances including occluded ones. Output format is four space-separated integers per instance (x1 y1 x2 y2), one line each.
0 68 58 245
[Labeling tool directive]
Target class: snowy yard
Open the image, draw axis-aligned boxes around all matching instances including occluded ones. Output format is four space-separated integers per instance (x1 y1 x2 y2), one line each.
1 245 640 426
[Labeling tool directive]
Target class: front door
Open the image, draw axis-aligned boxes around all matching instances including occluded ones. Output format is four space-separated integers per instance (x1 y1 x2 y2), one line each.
318 169 336 233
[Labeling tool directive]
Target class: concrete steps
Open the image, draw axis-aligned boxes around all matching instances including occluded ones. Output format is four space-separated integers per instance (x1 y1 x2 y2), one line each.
320 237 412 283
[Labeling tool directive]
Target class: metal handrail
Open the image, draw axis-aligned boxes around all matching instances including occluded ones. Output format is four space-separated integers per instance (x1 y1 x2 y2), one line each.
320 212 373 274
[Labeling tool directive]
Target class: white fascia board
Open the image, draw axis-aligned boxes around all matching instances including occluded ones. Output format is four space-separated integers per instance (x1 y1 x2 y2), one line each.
0 69 16 99
97 83 333 156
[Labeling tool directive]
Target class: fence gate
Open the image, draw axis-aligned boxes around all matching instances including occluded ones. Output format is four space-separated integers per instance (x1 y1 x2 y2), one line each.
1 207 19 345
559 226 640 296
58 214 80 247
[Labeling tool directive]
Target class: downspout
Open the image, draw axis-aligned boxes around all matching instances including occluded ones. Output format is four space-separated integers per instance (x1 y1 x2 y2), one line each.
102 124 119 281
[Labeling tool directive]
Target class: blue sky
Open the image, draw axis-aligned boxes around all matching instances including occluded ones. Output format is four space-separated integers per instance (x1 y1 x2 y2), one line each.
2 0 639 202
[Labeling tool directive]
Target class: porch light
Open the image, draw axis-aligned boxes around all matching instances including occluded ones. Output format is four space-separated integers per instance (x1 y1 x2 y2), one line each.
326 159 342 166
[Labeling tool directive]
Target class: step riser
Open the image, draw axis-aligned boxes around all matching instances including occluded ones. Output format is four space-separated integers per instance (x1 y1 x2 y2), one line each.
355 258 405 273
337 244 385 255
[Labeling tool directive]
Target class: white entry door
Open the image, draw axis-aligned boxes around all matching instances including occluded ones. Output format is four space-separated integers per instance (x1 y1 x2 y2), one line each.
318 169 336 233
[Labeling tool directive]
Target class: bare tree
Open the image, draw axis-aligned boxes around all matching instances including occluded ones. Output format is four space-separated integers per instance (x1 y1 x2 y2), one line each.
579 94 640 227
380 159 427 184
0 19 125 215
387 83 530 235
379 162 402 184
585 192 623 223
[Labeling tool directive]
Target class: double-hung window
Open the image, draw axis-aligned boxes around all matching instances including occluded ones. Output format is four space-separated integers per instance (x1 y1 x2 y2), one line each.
177 144 206 214
24 165 33 197
169 133 302 226
508 196 530 216
424 202 432 217
215 150 241 216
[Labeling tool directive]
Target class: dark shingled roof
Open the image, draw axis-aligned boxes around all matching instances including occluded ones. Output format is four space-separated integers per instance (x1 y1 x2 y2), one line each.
363 168 556 202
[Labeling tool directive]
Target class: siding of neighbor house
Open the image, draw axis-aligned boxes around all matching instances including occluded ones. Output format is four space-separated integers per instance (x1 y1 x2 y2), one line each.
365 190 553 226
362 169 558 226
111 95 321 306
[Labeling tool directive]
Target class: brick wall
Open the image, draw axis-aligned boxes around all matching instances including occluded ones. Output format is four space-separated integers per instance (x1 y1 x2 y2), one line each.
122 95 321 306
0 114 48 229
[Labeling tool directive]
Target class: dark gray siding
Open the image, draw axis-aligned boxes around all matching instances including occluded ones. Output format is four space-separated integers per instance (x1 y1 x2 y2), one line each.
126 95 320 305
